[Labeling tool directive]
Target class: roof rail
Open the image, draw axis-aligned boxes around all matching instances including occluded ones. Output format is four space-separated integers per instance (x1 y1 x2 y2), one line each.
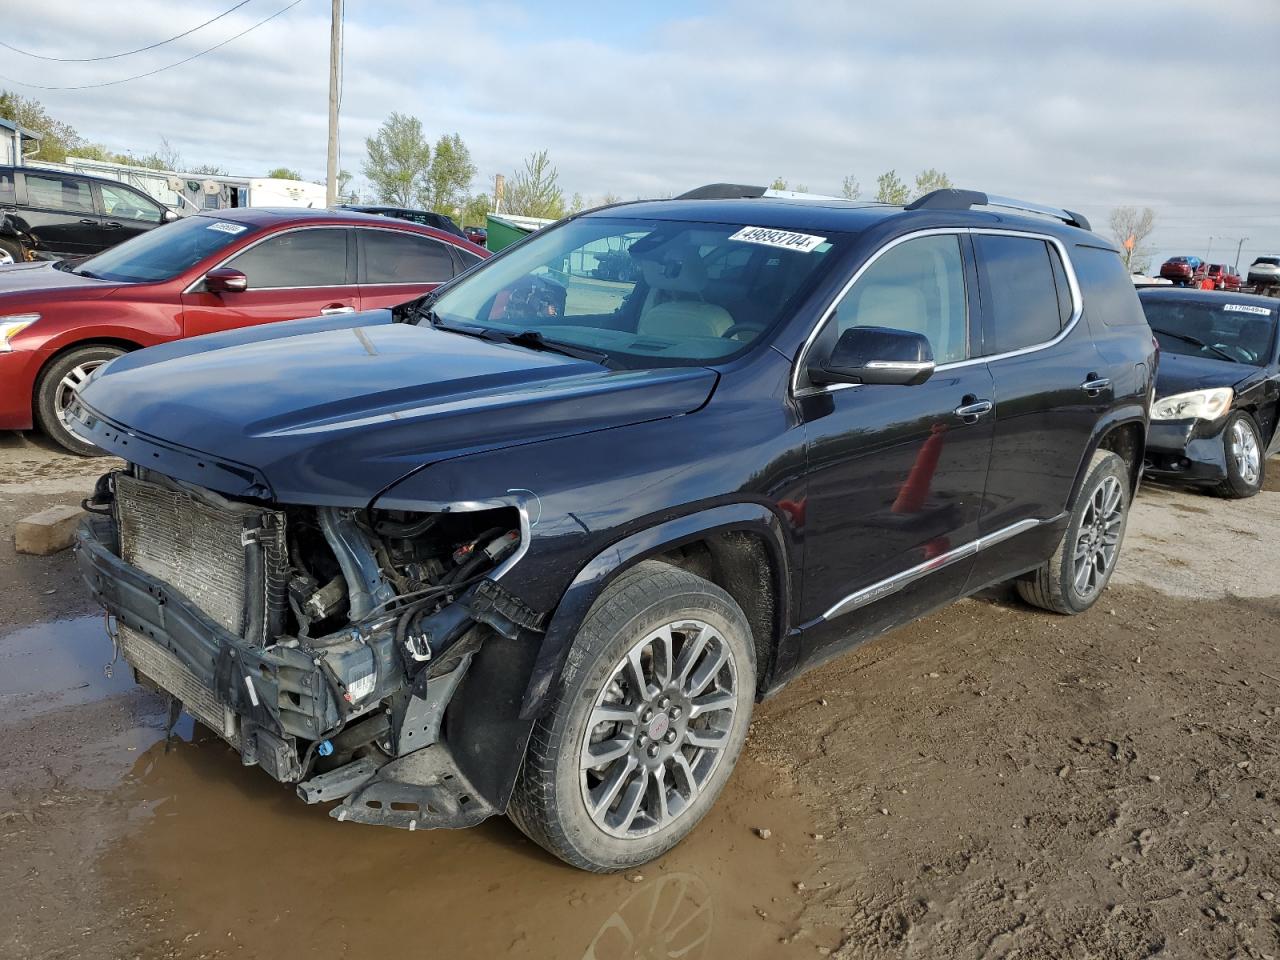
906 188 1092 231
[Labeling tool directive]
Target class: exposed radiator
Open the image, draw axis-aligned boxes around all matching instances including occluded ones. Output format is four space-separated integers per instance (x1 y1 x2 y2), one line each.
120 625 241 747
115 471 287 641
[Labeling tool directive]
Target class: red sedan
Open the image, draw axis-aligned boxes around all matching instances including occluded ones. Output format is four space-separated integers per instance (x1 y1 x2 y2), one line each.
0 207 487 454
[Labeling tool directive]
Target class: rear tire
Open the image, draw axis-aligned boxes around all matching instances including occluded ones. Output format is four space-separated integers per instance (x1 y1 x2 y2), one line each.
508 560 756 872
1017 450 1131 615
1215 411 1264 499
34 344 125 456
0 237 22 265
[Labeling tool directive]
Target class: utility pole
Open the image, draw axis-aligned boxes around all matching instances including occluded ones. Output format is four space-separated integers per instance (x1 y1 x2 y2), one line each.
325 0 342 207
1235 237 1249 273
1205 236 1213 261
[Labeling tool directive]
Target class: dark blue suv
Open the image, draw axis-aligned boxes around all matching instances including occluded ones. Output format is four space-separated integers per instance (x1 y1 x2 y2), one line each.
71 185 1155 872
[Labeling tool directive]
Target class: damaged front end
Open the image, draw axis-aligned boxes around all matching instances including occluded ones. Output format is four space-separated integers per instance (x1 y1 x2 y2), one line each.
76 467 541 830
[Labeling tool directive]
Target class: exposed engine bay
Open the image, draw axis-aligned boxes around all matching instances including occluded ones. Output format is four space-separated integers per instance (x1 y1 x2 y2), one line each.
77 466 542 829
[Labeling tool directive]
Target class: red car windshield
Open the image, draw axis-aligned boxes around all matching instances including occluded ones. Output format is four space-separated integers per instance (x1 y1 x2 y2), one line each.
68 216 261 284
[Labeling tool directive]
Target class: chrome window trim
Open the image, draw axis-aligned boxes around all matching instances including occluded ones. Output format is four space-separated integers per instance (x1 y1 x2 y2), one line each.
792 227 1084 395
821 515 1061 621
181 224 354 295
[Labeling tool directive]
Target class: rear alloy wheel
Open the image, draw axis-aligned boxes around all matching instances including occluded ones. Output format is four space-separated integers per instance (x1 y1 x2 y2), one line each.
0 238 22 266
34 345 125 456
508 561 755 872
1216 411 1264 499
1017 449 1131 615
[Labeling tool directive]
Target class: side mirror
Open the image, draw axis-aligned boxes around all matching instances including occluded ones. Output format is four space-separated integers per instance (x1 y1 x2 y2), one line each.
204 267 248 294
810 325 935 387
161 209 179 224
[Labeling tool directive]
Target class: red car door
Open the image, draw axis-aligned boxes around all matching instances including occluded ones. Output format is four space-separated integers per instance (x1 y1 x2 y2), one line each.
355 227 460 310
181 226 356 337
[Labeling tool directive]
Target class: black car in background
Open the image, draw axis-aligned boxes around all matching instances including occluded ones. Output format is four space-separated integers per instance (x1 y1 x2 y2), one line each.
0 165 176 263
71 186 1154 872
337 203 466 239
1139 288 1279 497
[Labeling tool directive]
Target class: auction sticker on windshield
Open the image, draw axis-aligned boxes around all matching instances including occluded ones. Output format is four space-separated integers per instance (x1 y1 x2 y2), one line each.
207 222 249 235
729 226 827 253
1224 304 1272 316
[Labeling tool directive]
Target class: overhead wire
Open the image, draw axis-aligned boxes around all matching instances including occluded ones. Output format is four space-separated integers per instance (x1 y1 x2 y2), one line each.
0 0 255 62
0 0 304 91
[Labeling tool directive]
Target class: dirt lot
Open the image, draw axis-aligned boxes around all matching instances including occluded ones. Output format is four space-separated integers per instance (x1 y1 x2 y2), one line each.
2 431 1278 960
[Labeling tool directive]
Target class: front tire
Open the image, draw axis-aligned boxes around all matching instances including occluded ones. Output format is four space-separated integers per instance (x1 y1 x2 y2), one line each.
1216 411 1264 499
34 345 124 456
0 237 22 265
1017 450 1131 615
508 561 756 872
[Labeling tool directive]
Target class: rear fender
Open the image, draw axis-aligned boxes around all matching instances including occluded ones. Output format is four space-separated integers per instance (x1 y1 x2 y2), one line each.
1069 403 1149 505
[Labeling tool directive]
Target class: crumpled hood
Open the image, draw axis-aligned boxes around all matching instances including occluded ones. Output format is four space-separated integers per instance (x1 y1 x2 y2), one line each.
1155 352 1261 398
75 312 718 505
0 260 123 300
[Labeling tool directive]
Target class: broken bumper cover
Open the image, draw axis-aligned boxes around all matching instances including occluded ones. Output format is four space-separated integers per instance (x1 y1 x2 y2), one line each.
1143 419 1229 484
75 514 497 830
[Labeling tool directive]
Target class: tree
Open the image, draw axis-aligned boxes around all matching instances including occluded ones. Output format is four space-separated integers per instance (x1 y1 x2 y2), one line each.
266 166 302 180
1109 206 1157 272
504 150 565 219
419 133 475 212
336 169 355 202
770 177 788 191
875 169 910 205
0 90 82 162
912 168 952 199
461 193 491 227
363 112 432 207
601 192 623 206
841 175 861 200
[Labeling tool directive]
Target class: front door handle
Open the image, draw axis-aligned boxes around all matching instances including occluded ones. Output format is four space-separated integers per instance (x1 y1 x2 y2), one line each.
320 304 356 315
1081 375 1111 396
953 399 993 423
79 218 97 225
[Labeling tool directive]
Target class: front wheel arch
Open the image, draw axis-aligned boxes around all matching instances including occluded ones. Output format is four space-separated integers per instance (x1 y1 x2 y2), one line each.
32 339 140 455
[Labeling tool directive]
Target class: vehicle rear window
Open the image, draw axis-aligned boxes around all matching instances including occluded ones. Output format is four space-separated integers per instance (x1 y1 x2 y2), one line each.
976 234 1071 354
360 229 454 284
226 228 350 289
1073 245 1148 327
1256 257 1280 267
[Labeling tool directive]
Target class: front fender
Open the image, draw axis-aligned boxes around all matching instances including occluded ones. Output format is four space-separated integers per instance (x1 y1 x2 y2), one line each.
519 501 794 719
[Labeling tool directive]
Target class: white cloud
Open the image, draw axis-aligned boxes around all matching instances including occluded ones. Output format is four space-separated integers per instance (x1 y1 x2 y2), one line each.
5 0 1278 265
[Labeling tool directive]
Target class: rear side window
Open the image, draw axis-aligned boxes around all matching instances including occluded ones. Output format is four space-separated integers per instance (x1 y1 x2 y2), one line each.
226 228 350 289
976 235 1073 354
360 229 455 283
1072 245 1148 327
0 168 14 204
24 173 94 214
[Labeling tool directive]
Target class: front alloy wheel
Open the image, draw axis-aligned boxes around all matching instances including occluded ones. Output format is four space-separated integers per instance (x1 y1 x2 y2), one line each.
1217 411 1264 498
509 561 755 872
34 344 125 456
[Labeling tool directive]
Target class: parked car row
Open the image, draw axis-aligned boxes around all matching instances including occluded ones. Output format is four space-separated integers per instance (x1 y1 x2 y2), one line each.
3 182 1275 875
1159 253 1280 295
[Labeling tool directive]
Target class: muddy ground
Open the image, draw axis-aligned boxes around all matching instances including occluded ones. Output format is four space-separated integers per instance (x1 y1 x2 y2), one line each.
1 430 1278 960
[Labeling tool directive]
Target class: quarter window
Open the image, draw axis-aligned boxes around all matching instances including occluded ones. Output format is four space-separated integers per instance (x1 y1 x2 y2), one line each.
24 173 94 214
225 229 349 289
976 235 1073 354
360 229 454 283
832 233 968 364
99 182 163 223
0 168 15 205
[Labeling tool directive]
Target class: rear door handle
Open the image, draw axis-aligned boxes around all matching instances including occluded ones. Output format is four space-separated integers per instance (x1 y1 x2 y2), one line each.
320 304 355 315
953 399 993 423
1081 375 1111 395
103 221 121 229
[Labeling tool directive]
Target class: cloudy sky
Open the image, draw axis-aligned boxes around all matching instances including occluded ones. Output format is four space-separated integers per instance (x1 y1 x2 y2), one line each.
3 0 1278 267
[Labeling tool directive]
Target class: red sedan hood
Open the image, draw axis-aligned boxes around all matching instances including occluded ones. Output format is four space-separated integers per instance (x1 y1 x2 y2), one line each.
0 261 124 300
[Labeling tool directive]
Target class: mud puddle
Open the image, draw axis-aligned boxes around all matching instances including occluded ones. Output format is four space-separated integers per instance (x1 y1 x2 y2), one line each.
94 728 820 959
0 615 135 723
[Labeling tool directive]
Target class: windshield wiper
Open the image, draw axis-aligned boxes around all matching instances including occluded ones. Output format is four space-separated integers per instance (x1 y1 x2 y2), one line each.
480 328 610 365
1151 327 1236 363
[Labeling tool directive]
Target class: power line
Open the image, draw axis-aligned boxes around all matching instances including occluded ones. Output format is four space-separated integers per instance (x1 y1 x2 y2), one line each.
0 1 254 62
0 0 303 91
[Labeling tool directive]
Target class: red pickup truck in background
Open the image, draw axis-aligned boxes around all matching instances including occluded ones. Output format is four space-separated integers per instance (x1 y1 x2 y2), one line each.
1205 263 1242 291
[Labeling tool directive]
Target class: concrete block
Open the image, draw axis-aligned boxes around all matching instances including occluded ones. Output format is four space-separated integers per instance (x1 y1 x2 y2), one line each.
15 504 84 556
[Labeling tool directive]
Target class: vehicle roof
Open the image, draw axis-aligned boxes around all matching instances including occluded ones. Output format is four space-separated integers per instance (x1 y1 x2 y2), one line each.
581 196 1105 245
190 206 486 252
1139 286 1279 310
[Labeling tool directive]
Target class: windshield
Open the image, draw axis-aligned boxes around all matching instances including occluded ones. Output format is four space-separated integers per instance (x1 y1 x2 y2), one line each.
69 216 259 283
1144 298 1277 365
427 215 845 366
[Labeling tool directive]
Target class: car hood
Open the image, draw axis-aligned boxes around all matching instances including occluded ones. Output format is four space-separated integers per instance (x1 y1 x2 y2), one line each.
0 259 125 299
1155 351 1261 398
75 311 719 506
